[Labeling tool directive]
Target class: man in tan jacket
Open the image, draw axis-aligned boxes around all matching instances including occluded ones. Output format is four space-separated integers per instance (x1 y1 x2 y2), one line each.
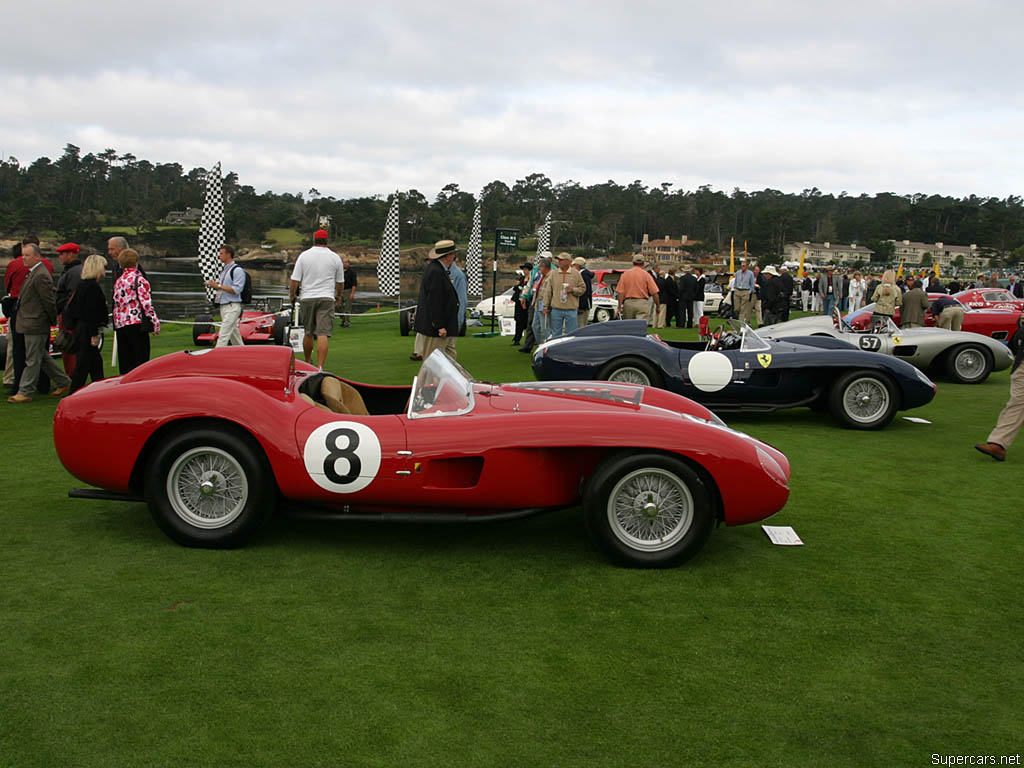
900 278 931 328
9 244 71 403
541 253 586 339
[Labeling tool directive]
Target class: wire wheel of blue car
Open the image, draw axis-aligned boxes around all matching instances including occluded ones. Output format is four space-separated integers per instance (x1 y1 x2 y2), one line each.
598 357 663 388
584 453 713 568
829 371 897 430
145 426 276 548
945 344 992 384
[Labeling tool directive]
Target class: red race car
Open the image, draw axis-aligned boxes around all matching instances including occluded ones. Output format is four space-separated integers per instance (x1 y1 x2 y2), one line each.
54 347 791 568
192 307 291 346
953 288 1024 312
846 294 1021 342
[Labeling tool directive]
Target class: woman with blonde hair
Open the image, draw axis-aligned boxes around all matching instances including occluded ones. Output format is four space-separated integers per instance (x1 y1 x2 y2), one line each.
112 248 160 374
64 253 109 392
870 269 902 329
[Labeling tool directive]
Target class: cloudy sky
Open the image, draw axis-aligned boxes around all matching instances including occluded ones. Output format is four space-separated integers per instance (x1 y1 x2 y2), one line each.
3 0 1021 200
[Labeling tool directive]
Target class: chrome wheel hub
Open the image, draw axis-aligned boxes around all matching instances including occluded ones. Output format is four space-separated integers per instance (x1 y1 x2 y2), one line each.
607 468 693 552
166 447 248 529
843 377 889 423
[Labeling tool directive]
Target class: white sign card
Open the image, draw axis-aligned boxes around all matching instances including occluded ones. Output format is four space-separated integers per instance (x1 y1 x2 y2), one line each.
499 317 516 336
762 525 804 546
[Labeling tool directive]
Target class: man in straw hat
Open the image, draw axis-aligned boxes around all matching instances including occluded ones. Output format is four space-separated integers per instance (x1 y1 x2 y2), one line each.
412 239 460 362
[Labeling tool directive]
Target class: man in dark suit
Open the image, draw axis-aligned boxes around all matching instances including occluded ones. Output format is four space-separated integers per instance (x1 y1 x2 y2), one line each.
8 243 71 403
778 265 795 322
678 268 697 328
662 267 679 327
413 239 460 362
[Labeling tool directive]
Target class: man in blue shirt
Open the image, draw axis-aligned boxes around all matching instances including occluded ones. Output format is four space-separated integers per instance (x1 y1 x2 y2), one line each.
449 257 467 335
205 244 246 346
732 260 756 325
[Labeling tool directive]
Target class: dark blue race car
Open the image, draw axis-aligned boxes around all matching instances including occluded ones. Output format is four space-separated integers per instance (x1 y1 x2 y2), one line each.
531 319 937 430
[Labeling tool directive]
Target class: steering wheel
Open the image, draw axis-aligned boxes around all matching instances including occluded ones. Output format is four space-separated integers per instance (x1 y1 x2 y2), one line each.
707 329 722 351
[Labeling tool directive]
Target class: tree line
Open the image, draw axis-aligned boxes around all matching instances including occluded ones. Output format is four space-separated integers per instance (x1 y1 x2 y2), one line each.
2 144 1022 265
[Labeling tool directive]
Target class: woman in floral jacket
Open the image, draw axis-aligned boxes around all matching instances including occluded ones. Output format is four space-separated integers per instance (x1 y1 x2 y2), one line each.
112 248 160 374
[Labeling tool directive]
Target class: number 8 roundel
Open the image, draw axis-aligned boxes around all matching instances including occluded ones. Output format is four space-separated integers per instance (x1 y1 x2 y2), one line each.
303 422 382 493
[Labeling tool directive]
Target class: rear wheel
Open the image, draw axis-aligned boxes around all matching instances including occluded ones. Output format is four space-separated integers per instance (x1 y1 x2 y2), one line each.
272 314 289 345
594 307 613 323
829 371 897 430
144 427 276 548
399 307 414 336
945 344 992 384
192 313 215 346
583 452 714 568
597 356 664 388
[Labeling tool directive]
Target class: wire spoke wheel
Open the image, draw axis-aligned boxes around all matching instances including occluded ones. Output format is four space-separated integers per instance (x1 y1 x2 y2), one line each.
166 446 249 529
842 376 890 424
606 468 694 552
607 366 651 386
954 348 985 381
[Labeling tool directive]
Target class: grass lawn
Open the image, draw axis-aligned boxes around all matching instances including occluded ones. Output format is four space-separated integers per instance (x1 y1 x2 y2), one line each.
263 228 306 246
2 314 1021 767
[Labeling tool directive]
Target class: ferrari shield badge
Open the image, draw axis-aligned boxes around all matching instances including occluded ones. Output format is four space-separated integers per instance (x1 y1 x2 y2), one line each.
757 353 772 368
893 335 902 344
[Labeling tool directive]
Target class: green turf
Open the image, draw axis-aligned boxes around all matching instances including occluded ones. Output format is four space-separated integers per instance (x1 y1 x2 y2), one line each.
2 315 1021 767
263 228 306 246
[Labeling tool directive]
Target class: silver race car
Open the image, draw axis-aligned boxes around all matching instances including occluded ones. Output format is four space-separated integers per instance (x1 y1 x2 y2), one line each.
757 308 1013 384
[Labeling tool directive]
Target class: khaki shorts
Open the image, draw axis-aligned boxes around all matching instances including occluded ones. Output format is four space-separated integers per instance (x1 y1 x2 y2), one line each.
301 298 335 337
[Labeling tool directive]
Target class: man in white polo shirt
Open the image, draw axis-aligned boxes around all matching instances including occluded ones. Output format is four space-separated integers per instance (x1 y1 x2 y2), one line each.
289 228 344 369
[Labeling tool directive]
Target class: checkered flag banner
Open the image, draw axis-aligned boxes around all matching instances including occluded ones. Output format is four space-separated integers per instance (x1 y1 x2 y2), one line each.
535 211 551 265
466 203 483 296
197 162 225 302
377 196 400 297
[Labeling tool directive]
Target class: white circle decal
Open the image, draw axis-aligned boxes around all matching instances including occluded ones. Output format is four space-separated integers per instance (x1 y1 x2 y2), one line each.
303 421 382 493
687 351 734 392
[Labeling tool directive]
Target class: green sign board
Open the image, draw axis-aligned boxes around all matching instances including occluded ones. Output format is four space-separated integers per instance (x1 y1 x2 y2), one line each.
495 229 519 249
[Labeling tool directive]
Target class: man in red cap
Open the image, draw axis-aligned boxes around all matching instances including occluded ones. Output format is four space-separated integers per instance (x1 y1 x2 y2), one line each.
289 228 344 369
55 243 84 376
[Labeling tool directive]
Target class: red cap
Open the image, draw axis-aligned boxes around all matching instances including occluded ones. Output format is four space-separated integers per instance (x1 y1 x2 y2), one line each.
314 229 329 240
56 242 80 253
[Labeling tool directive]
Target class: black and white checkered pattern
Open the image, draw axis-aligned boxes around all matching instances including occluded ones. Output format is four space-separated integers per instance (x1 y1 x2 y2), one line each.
466 203 483 296
535 211 551 265
197 162 225 302
378 196 400 297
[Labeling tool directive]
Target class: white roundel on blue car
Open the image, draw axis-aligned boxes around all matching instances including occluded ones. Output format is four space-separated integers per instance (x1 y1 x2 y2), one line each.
687 351 734 392
303 421 382 493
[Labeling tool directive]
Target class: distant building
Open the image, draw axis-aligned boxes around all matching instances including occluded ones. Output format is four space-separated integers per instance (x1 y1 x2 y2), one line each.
163 207 203 225
887 239 987 269
640 234 690 262
782 241 875 264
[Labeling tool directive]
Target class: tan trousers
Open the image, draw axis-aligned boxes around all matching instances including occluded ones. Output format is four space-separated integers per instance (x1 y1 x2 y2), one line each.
622 298 649 320
577 310 588 327
733 289 753 325
988 364 1024 449
2 339 13 386
938 306 964 331
654 304 667 328
416 332 456 362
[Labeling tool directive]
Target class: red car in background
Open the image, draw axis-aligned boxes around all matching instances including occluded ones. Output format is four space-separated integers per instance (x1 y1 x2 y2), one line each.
953 288 1024 312
192 308 291 346
846 294 1021 342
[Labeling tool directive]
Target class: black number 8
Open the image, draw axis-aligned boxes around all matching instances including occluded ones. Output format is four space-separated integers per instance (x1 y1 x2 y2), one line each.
324 428 361 485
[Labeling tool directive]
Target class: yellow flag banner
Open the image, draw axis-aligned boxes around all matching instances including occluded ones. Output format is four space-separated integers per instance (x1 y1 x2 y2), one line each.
798 249 806 278
730 237 735 273
897 260 904 279
934 261 941 279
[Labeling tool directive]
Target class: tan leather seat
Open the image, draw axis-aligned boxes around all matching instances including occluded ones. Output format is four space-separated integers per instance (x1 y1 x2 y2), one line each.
320 377 369 416
299 393 331 412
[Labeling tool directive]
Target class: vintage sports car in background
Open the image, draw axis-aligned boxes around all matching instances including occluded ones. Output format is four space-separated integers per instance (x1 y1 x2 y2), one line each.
532 319 936 430
758 309 1014 384
473 284 620 323
845 295 1021 341
953 288 1024 312
192 307 291 346
54 347 791 568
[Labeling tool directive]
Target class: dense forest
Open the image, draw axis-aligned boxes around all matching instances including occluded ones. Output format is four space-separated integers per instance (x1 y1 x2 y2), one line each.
2 144 1022 264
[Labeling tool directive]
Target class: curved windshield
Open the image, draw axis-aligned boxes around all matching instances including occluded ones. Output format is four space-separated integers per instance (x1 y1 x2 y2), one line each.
408 350 476 419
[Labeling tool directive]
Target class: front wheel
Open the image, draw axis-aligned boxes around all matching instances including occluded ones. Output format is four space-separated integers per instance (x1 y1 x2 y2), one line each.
145 427 276 548
399 307 414 336
192 313 215 346
272 314 289 345
945 344 992 384
829 371 897 430
594 307 612 323
597 356 664 388
583 452 714 568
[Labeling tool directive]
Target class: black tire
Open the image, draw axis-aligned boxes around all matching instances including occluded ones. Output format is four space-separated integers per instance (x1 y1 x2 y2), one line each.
272 314 289 346
597 356 664 388
828 370 898 430
594 307 613 323
192 313 215 346
144 426 276 548
583 452 714 568
944 344 993 384
399 307 414 336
